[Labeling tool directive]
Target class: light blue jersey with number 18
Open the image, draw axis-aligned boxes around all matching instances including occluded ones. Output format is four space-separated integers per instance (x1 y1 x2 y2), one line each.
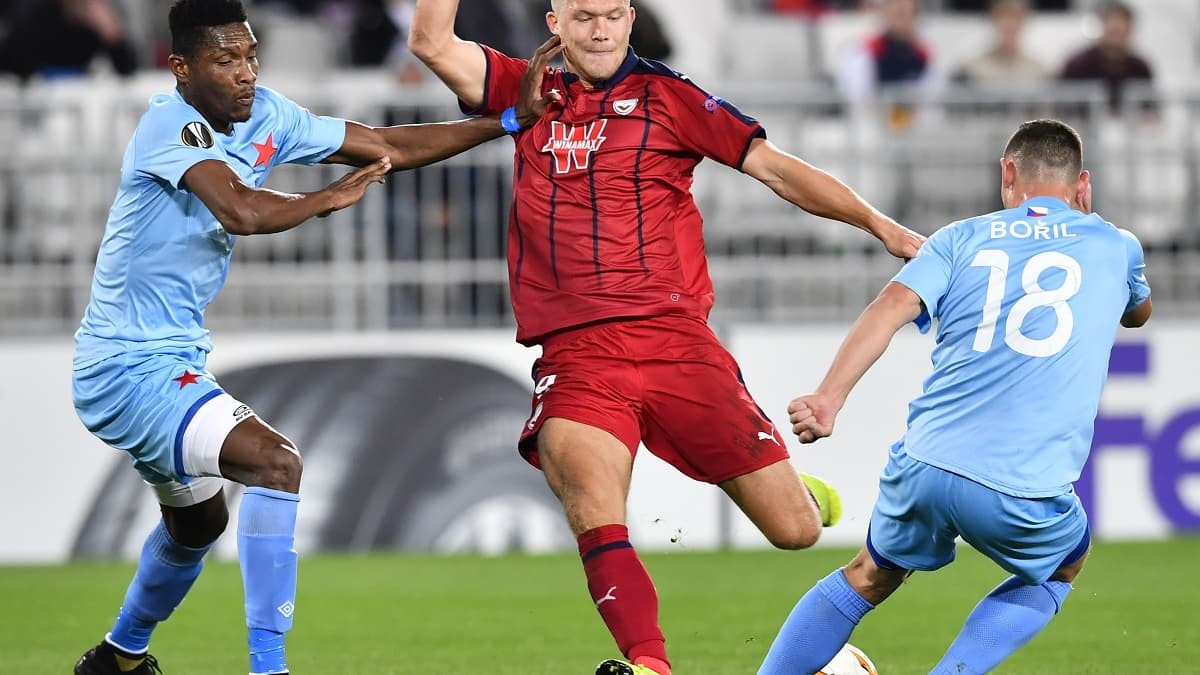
892 195 1150 498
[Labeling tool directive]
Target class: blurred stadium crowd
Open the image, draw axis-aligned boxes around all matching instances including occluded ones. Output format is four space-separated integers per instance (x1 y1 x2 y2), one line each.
0 0 675 81
0 0 1196 334
0 1 1174 99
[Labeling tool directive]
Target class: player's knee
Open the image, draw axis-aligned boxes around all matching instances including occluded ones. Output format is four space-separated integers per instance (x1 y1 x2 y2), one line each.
843 550 907 604
765 521 820 550
163 493 229 547
247 436 303 492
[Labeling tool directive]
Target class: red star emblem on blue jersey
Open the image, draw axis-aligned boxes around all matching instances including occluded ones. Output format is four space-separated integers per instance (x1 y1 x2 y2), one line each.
252 133 276 168
173 371 201 389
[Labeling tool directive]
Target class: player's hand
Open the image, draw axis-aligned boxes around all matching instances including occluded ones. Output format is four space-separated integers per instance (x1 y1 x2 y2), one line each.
881 222 926 260
515 36 565 129
787 393 837 444
318 156 390 218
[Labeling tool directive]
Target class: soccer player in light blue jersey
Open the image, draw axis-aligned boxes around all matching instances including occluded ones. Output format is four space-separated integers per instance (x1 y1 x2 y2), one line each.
757 119 1153 675
70 2 560 674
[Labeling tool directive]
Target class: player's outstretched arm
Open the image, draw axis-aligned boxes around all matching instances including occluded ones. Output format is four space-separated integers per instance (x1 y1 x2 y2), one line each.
324 37 563 171
409 0 489 109
789 282 923 444
182 157 391 236
326 118 507 171
741 138 925 260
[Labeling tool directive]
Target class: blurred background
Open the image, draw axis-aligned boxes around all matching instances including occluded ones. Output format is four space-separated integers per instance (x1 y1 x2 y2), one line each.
0 0 1197 564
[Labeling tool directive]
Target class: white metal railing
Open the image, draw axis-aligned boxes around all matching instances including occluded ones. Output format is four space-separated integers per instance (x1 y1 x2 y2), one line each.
0 74 1196 335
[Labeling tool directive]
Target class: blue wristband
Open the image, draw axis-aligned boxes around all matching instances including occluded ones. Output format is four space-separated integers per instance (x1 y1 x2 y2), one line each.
501 107 522 134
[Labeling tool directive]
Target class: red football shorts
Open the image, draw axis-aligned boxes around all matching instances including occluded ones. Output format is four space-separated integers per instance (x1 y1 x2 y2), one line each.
518 314 790 484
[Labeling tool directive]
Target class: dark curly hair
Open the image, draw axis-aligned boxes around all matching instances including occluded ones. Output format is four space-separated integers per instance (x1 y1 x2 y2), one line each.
169 0 248 56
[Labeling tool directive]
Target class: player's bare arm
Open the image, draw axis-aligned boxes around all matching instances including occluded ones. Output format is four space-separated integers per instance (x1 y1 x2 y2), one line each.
741 138 925 260
1122 296 1152 328
788 281 922 444
408 0 490 108
324 119 505 171
181 156 390 235
325 36 564 170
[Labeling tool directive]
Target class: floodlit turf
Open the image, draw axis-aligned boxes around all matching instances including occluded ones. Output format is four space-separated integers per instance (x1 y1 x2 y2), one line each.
2 540 1197 674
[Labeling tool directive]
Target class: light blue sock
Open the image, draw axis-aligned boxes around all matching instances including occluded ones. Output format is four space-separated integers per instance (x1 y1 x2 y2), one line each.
759 569 875 675
239 487 300 675
931 576 1072 675
107 520 211 654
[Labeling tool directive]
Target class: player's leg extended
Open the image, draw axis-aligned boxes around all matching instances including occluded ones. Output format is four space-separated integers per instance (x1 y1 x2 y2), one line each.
77 482 228 675
758 547 908 675
638 318 833 547
931 487 1091 675
538 418 672 675
721 459 825 550
218 416 303 675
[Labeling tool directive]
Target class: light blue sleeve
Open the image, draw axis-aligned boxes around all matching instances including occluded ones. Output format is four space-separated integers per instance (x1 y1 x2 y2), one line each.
891 223 957 334
263 87 347 166
134 104 225 189
1119 228 1151 312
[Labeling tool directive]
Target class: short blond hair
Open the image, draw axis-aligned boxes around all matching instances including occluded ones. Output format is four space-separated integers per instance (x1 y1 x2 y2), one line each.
551 0 632 13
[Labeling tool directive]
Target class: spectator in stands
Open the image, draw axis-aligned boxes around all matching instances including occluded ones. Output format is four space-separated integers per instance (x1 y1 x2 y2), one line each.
946 0 1066 9
0 0 137 82
348 0 424 82
349 0 538 83
256 0 330 14
770 0 854 16
836 0 939 130
626 0 672 62
1059 1 1154 114
456 0 538 58
954 0 1047 85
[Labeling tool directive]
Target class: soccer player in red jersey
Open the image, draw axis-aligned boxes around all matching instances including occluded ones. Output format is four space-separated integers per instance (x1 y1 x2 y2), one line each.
410 2 924 673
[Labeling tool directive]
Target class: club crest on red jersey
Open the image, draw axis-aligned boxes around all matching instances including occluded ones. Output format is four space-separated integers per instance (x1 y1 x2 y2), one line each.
541 120 608 174
613 98 638 116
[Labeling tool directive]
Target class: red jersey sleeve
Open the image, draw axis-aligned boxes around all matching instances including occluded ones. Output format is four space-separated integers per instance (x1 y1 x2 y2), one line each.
460 44 529 116
658 78 766 170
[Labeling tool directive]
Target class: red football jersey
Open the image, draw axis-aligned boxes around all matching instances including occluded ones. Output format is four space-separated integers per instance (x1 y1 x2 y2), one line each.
470 46 765 346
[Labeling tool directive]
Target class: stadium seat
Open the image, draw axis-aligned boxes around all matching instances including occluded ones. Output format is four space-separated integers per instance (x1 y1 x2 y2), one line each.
720 14 818 83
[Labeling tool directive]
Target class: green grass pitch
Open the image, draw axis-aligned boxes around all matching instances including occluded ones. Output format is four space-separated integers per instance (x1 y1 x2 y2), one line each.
2 540 1197 674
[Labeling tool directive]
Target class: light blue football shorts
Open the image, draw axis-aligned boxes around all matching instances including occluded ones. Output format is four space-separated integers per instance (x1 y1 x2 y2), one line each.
72 347 229 485
866 441 1090 586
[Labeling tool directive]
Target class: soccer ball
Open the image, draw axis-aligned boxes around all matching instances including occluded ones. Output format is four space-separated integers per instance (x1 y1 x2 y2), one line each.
817 643 878 675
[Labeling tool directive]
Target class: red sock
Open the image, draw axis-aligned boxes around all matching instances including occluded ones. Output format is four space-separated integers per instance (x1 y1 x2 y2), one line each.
578 525 670 673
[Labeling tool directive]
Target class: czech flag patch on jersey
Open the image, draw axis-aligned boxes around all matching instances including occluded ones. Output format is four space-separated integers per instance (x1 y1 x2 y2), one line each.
1027 206 1049 217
